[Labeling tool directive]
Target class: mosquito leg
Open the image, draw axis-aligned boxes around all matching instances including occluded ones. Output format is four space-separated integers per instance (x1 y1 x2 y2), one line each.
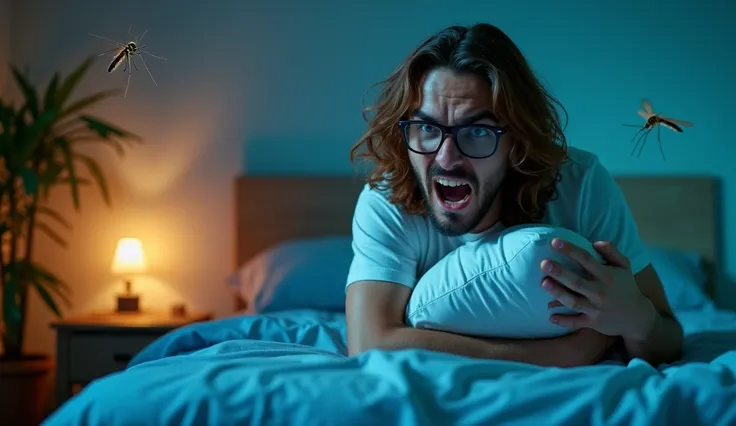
657 124 666 160
637 130 651 157
631 129 649 157
131 55 139 72
634 135 644 157
123 74 132 99
128 25 132 39
97 48 120 57
124 55 132 99
89 33 126 47
138 54 159 86
629 128 644 145
138 30 148 44
629 130 641 157
141 51 167 60
630 131 642 156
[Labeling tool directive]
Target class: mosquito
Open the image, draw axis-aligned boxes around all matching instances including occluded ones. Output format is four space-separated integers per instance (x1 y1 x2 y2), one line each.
622 99 693 160
89 25 167 99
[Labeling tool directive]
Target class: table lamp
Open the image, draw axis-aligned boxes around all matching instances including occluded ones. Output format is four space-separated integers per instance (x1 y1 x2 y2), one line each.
111 237 148 313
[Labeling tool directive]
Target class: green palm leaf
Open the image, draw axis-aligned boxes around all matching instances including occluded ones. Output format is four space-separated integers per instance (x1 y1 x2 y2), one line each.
31 262 72 305
44 72 60 112
32 280 62 317
55 55 96 108
10 65 39 118
20 167 38 196
76 153 110 205
55 137 81 209
80 115 142 141
59 90 120 120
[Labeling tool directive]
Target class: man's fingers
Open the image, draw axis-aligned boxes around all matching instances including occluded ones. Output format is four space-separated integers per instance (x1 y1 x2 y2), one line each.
548 300 564 309
551 239 607 279
541 259 603 302
541 277 596 314
593 241 631 269
550 313 589 329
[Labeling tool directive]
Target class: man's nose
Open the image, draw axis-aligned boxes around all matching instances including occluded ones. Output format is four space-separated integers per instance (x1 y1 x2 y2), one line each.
435 135 464 169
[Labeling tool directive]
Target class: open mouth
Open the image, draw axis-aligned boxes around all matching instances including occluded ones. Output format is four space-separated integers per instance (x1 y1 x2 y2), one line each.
433 177 472 211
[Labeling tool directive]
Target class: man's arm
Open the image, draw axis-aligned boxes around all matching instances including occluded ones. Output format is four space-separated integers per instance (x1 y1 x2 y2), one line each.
573 155 684 365
624 265 684 364
346 280 616 368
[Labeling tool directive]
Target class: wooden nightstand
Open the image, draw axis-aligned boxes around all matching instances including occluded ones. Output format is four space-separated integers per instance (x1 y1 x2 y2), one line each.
50 311 212 405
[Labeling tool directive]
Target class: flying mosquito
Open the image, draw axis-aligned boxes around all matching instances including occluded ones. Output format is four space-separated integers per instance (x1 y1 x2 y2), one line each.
622 99 693 160
89 25 167 99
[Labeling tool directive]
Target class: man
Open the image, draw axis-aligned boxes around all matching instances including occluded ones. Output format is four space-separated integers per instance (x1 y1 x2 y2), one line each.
344 23 683 368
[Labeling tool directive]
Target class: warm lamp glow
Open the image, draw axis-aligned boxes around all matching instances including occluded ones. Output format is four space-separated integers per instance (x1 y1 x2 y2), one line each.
111 238 148 275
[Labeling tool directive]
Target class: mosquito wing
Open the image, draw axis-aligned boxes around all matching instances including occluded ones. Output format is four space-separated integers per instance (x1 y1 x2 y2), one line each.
659 116 693 127
641 99 654 115
660 120 685 133
637 109 652 120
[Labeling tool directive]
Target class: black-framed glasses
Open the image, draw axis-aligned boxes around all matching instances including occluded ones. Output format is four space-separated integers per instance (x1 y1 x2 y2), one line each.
398 120 508 159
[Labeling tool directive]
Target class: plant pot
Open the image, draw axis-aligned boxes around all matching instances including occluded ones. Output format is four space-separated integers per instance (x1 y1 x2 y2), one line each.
0 353 54 426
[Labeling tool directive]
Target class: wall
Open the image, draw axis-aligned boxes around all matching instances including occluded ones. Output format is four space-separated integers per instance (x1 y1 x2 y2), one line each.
0 0 9 95
7 0 736 359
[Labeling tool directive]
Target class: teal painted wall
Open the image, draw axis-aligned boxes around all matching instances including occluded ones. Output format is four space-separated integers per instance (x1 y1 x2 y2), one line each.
6 0 736 355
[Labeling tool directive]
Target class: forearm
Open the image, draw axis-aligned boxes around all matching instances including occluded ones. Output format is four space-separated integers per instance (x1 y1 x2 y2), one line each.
362 326 601 368
624 310 684 365
346 280 610 368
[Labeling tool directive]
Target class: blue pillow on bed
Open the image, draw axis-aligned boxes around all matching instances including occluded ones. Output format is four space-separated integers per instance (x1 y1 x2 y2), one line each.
648 246 714 311
228 236 353 313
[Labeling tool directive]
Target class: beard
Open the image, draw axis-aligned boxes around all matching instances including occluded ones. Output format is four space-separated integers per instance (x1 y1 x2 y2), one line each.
415 163 504 236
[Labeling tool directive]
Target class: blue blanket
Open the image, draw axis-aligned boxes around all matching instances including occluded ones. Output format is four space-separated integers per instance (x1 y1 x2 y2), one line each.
43 309 736 425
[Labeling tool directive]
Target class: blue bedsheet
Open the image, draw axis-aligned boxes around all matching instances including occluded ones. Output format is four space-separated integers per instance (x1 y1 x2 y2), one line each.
44 308 736 425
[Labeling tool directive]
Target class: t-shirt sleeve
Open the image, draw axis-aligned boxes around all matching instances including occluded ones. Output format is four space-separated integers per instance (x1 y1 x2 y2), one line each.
578 157 651 274
346 186 419 291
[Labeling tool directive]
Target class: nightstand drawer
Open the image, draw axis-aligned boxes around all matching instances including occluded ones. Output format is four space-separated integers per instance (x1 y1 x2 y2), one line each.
68 333 158 381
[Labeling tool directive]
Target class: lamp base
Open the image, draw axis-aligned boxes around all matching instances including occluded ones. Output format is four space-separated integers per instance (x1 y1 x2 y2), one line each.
117 295 140 313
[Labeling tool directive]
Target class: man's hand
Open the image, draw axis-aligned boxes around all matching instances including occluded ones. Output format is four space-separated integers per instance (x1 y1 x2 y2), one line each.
540 238 683 365
539 239 657 340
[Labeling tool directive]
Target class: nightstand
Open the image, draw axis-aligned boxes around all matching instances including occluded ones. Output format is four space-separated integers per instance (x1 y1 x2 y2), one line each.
50 311 212 405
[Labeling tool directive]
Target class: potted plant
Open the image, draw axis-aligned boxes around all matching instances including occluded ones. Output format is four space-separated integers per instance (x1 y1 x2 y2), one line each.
0 55 142 425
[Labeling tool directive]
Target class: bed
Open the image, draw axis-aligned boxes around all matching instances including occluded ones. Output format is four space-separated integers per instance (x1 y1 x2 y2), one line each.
43 175 736 425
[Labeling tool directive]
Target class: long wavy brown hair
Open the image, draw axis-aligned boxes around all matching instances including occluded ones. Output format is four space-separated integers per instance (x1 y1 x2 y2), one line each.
349 23 569 226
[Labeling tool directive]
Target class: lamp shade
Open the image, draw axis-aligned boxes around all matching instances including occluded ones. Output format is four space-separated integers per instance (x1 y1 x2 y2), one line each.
111 238 148 274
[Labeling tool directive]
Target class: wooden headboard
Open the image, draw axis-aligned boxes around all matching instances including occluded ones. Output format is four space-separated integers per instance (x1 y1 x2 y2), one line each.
233 175 720 311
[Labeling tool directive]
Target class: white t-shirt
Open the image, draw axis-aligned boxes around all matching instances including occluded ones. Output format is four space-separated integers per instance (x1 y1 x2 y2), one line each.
346 147 651 291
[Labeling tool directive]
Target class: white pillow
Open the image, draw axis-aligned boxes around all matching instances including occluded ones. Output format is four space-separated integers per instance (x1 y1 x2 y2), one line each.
406 225 603 339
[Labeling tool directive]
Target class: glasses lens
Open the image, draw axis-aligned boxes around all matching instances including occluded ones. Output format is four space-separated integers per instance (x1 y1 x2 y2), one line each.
456 126 498 157
405 123 443 153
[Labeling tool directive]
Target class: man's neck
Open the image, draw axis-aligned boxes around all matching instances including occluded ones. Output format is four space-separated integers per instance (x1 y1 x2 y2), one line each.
471 217 500 235
470 193 503 234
